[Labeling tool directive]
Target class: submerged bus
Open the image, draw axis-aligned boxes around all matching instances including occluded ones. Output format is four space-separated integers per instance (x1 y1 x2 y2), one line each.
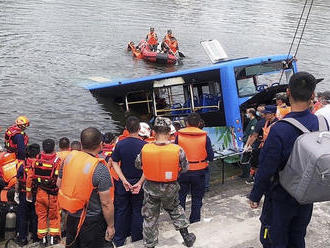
86 53 296 156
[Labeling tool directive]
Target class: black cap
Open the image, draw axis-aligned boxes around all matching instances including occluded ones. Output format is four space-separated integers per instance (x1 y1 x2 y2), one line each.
289 72 318 90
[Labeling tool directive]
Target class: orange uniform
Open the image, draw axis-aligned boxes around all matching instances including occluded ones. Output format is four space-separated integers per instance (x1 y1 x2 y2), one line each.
142 143 181 182
259 120 277 148
276 105 291 119
33 152 62 238
164 34 179 54
178 127 208 171
4 125 29 153
0 152 18 189
146 32 158 46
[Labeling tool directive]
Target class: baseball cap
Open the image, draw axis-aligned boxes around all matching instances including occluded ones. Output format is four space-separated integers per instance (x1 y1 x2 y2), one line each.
262 105 277 114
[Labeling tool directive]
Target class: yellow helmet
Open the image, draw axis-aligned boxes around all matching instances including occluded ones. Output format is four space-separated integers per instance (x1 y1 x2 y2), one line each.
15 116 30 128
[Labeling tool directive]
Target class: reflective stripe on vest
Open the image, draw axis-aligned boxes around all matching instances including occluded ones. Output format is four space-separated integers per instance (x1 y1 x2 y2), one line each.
0 190 8 202
58 151 106 213
142 143 180 182
178 127 208 171
259 120 276 148
0 152 18 183
4 125 29 152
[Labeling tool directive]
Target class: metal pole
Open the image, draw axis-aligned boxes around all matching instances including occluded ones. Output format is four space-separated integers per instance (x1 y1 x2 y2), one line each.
152 90 157 116
189 84 195 112
125 95 129 112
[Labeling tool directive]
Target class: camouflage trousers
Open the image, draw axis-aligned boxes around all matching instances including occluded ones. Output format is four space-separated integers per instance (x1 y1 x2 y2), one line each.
142 180 189 248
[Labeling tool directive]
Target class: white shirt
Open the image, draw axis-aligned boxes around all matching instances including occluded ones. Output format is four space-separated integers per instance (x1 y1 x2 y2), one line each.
315 104 330 125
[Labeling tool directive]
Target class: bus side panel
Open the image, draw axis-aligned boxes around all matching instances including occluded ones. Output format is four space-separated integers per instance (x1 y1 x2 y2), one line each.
220 66 243 150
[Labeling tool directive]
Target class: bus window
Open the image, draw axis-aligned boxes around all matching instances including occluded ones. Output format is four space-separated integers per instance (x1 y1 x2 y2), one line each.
235 61 294 98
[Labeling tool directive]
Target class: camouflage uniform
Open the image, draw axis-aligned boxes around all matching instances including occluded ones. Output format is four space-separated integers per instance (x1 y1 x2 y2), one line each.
135 146 190 248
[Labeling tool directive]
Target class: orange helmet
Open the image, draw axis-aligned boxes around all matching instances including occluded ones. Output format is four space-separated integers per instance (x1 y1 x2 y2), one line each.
15 116 30 128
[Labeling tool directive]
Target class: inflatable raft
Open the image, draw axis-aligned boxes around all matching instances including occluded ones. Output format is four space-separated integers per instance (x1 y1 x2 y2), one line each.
127 40 177 65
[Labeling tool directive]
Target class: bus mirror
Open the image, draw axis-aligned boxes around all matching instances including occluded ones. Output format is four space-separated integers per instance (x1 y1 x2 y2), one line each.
201 40 228 64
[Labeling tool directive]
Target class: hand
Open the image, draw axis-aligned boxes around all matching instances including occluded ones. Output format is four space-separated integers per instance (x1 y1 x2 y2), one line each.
14 192 19 204
105 225 115 241
249 200 259 209
122 180 132 192
26 192 33 203
131 183 142 194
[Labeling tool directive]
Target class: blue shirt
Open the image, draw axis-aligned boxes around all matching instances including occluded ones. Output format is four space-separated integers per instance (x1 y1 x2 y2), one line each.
111 137 147 180
13 134 26 160
249 110 320 203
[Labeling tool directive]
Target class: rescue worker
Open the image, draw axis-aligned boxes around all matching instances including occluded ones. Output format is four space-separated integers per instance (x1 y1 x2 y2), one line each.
57 137 71 161
33 139 62 246
135 117 196 248
57 127 115 248
162 29 179 54
275 93 291 119
146 27 158 52
244 105 278 184
312 92 325 113
176 113 214 223
70 140 82 151
15 144 40 246
240 108 258 179
249 72 322 248
111 116 147 246
4 116 30 160
118 129 129 141
138 122 151 141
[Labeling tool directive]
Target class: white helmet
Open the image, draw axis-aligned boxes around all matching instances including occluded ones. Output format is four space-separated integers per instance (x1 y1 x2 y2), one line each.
139 122 151 138
170 124 176 135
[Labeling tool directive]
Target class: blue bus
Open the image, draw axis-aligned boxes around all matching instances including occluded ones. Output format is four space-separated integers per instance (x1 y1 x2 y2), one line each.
86 53 296 156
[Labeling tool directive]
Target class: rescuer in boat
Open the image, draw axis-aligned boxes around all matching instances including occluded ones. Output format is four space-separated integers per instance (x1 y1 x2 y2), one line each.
135 117 196 248
111 116 147 246
176 113 214 223
57 127 115 247
146 27 158 52
15 144 40 246
31 139 62 246
161 29 179 54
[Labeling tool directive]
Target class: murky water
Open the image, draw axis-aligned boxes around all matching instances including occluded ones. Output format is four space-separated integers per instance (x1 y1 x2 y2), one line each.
0 0 329 143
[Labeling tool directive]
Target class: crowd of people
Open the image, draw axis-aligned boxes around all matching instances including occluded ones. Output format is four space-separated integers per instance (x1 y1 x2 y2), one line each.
0 112 213 248
0 71 329 248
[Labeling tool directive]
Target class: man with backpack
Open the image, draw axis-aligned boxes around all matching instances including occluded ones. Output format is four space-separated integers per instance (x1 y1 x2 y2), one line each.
249 72 328 248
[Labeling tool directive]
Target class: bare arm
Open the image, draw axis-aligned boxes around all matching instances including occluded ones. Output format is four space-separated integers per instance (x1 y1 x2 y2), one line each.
99 190 115 240
112 161 132 191
245 133 258 147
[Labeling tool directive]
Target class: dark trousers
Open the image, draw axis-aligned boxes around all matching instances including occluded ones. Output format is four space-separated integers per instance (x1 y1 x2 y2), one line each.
270 199 313 248
113 179 143 247
0 202 7 240
66 214 107 248
178 171 205 223
17 192 38 241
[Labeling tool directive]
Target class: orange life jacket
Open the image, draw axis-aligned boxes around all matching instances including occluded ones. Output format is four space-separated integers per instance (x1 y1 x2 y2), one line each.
164 35 178 53
313 101 323 114
118 130 129 141
0 189 8 202
101 143 114 158
147 32 158 45
276 105 291 119
57 150 71 161
18 157 35 192
0 152 18 188
142 143 181 182
33 152 61 194
259 120 277 148
178 127 208 171
4 125 29 153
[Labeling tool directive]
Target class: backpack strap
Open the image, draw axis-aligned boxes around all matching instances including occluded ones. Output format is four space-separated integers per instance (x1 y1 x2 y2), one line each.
317 115 328 131
280 118 310 133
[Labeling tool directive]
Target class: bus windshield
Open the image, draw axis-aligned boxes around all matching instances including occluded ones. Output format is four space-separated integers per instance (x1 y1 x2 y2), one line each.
235 61 294 97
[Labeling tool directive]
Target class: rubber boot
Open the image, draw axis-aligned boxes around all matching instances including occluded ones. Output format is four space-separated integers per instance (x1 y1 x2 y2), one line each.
179 228 196 247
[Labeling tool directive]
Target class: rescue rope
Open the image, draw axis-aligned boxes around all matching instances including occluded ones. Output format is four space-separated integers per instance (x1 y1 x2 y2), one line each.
278 0 314 84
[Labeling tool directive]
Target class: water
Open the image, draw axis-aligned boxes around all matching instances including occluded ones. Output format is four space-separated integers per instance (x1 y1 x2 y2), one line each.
0 0 329 144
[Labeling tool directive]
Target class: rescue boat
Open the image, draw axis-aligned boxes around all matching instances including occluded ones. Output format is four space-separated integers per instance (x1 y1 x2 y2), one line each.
127 40 177 65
